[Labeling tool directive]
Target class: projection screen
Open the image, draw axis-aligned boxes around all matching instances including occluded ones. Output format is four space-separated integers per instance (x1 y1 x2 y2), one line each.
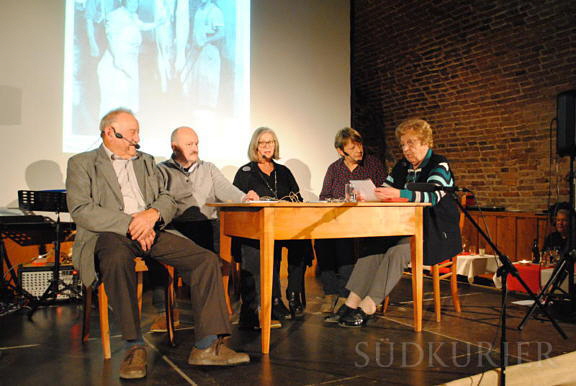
63 0 250 162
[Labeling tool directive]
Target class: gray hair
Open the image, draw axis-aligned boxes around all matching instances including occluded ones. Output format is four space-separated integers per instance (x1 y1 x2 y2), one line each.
248 127 280 162
99 107 134 136
170 126 190 143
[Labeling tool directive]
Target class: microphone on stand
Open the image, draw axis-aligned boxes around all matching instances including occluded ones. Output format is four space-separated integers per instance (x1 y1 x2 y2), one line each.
406 182 470 193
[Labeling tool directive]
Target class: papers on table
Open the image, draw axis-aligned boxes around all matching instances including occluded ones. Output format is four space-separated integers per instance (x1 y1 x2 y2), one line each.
350 179 378 201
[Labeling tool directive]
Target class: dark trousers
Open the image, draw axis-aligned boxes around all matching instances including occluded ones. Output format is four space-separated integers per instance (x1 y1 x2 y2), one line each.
95 231 231 341
172 219 220 253
149 220 220 309
314 238 358 297
240 240 305 312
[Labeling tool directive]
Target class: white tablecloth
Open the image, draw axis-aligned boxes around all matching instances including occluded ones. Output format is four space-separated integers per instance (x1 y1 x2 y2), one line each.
419 254 501 283
456 254 501 283
539 266 574 292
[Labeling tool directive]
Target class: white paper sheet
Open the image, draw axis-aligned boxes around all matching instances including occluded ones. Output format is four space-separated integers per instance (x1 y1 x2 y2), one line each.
350 179 379 202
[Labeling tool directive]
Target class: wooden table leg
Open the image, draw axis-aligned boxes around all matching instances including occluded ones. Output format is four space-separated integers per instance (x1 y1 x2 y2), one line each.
219 219 234 315
259 208 274 354
411 208 424 332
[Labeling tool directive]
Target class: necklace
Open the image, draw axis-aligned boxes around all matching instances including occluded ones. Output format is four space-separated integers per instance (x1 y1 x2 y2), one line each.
257 167 278 198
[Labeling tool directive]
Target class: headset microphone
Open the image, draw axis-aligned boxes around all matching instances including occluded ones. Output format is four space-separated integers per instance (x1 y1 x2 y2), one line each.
111 128 140 149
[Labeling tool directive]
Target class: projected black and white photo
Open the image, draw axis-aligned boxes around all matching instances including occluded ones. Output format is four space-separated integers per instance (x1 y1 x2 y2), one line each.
63 0 250 160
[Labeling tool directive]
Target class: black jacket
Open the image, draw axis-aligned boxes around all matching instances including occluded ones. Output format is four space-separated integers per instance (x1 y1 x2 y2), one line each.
388 152 462 265
232 161 312 265
233 161 302 201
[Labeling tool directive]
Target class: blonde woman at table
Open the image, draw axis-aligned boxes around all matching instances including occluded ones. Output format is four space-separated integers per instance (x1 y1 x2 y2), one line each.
233 127 313 329
328 118 462 327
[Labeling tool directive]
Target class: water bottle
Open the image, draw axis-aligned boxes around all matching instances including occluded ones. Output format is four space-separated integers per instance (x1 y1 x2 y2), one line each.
531 239 540 264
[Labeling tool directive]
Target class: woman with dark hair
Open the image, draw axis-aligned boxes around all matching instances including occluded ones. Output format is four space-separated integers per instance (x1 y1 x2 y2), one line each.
315 127 386 315
233 127 312 329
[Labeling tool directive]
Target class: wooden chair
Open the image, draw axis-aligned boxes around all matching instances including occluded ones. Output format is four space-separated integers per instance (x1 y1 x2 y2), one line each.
382 193 467 322
82 258 175 359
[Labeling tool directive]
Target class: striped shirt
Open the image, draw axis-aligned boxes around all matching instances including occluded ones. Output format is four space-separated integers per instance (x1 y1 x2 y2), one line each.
385 149 454 206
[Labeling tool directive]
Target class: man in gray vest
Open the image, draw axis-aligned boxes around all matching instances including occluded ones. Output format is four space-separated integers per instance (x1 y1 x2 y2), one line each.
149 126 258 331
66 108 249 380
158 126 258 246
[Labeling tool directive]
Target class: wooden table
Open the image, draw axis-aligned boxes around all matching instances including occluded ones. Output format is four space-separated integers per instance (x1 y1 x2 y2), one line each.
209 201 429 354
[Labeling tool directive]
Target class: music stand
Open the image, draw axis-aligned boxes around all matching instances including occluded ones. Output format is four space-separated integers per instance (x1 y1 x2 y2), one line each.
18 190 81 318
0 216 56 307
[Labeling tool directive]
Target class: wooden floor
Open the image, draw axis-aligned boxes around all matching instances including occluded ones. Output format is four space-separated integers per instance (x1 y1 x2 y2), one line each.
1 275 576 386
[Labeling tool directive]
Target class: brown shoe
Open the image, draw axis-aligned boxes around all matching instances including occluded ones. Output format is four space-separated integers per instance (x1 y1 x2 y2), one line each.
150 309 181 333
320 294 338 314
188 337 250 366
119 345 147 379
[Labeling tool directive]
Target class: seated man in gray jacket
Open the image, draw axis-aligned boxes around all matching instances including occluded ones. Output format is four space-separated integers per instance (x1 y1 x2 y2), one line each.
158 126 258 248
66 109 249 380
150 126 258 330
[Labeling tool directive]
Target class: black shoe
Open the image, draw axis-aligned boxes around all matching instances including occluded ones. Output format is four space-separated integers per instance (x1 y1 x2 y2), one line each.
272 298 290 321
338 308 373 328
286 291 304 319
238 308 260 330
238 309 282 330
324 304 354 324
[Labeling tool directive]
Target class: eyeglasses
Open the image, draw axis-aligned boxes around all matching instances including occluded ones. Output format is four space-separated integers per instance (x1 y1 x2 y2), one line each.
258 140 275 147
400 139 421 149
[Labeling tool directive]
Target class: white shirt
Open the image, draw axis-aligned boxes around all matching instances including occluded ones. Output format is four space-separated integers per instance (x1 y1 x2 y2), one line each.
103 145 145 215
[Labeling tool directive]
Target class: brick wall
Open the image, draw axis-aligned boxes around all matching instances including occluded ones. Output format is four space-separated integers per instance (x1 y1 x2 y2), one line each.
351 0 576 211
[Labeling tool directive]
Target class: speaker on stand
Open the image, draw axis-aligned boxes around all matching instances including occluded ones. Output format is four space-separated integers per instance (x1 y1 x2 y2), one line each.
557 90 576 157
543 89 576 320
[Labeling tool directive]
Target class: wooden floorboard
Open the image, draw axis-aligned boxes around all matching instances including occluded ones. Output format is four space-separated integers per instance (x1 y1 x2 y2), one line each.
1 276 575 385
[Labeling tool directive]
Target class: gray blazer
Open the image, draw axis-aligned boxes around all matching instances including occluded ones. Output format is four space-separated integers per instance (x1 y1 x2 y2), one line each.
66 145 176 286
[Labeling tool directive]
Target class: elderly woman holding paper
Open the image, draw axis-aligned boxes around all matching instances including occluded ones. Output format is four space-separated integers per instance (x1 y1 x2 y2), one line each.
327 118 462 327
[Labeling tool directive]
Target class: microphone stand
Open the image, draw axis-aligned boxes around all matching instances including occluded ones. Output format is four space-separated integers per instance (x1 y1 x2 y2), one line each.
448 191 567 386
